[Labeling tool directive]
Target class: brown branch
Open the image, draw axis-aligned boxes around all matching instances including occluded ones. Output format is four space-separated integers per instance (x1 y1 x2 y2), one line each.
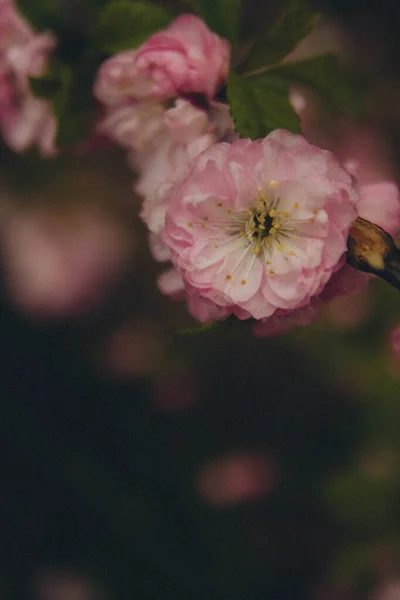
347 217 400 291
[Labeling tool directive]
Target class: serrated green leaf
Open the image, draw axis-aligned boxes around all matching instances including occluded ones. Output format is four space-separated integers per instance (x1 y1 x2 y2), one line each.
227 71 300 139
267 53 365 116
91 0 174 55
243 0 319 72
190 0 241 41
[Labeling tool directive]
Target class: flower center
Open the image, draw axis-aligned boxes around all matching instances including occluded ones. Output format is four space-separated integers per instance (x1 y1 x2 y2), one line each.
240 187 291 256
249 211 274 239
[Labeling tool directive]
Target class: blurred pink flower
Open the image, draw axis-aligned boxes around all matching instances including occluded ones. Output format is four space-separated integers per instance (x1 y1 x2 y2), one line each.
390 326 400 362
0 0 57 155
357 181 400 237
94 14 229 105
196 452 276 507
152 366 200 411
2 92 57 156
372 581 400 600
1 209 131 317
162 130 358 321
95 319 165 379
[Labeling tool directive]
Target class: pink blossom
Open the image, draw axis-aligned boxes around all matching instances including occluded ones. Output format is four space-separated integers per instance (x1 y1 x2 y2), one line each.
253 262 370 337
0 0 57 155
138 99 216 219
94 14 230 105
356 181 400 237
97 101 166 152
0 0 34 64
372 581 400 600
195 452 276 506
2 92 57 156
157 267 231 323
391 326 400 362
253 300 321 337
254 125 400 336
1 209 130 317
162 130 358 321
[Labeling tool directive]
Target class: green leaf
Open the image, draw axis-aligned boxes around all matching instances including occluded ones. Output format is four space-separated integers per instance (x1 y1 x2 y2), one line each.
91 0 174 55
16 0 62 31
190 0 242 41
243 0 319 72
30 59 96 147
180 321 220 335
227 71 300 139
267 53 365 116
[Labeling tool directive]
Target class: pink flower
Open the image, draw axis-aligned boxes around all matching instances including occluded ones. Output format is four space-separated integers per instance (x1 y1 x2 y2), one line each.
253 262 369 337
2 92 57 156
195 452 276 506
138 98 216 212
97 101 166 153
391 326 400 362
0 0 57 155
162 130 358 320
94 14 230 105
356 181 400 237
2 208 130 317
133 100 228 198
253 301 321 337
157 266 231 323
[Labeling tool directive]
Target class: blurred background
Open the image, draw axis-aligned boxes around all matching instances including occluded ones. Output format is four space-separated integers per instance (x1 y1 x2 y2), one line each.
2 0 400 598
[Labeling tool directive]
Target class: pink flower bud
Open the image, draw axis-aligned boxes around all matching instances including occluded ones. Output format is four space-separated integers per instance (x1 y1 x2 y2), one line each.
94 14 230 105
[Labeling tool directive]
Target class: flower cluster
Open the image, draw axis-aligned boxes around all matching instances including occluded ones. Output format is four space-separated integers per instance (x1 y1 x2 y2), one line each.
0 0 57 155
93 13 400 333
94 14 237 321
1 7 399 336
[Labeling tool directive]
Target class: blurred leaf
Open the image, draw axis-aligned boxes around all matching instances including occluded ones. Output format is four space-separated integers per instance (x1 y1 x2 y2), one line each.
268 53 365 116
16 0 62 31
91 0 174 54
31 59 96 147
180 321 220 335
243 0 319 72
189 0 242 41
227 70 300 139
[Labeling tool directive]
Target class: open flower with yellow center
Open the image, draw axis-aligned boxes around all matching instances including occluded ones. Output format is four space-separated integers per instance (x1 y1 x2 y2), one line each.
162 130 359 320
